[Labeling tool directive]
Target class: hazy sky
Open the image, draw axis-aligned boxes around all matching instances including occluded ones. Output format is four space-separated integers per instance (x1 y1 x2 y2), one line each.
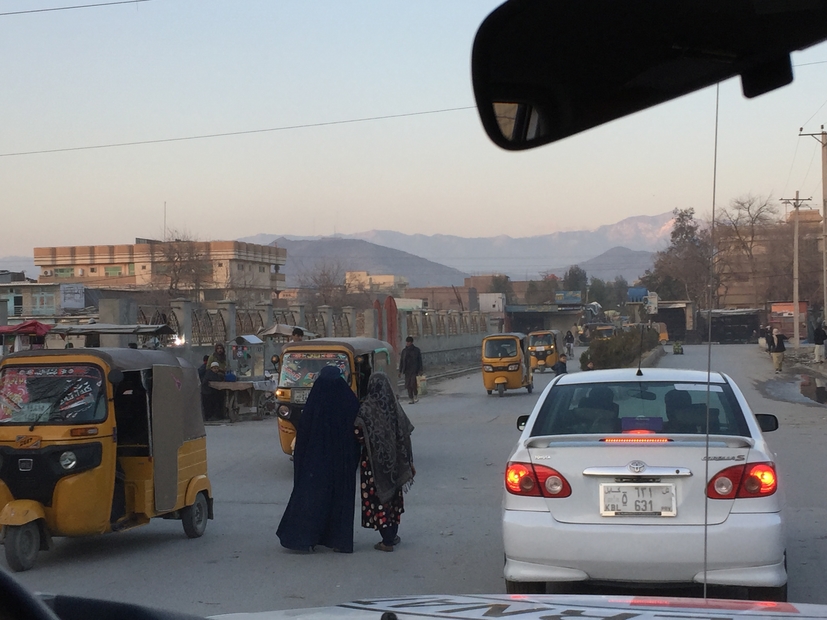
2 0 826 258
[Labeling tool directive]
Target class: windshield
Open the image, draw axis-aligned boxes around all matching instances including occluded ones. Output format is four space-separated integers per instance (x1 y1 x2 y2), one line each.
279 352 351 388
530 381 749 437
529 334 553 347
484 338 519 359
0 364 107 425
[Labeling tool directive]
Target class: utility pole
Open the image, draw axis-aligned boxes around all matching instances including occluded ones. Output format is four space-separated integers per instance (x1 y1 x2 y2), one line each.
781 192 812 349
799 126 827 319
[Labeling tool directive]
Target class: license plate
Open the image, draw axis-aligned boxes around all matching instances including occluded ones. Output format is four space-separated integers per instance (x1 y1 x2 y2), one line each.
535 346 546 351
291 389 310 404
600 483 676 517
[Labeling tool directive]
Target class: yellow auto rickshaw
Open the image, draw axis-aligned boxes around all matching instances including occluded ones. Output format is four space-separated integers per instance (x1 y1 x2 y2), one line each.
526 329 561 373
274 337 395 455
0 348 213 571
481 333 533 397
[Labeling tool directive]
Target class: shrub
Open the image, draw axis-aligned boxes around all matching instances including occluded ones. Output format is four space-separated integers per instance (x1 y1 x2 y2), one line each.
581 328 660 370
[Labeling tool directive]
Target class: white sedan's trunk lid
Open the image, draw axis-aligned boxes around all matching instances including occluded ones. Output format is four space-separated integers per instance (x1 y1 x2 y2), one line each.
526 434 753 525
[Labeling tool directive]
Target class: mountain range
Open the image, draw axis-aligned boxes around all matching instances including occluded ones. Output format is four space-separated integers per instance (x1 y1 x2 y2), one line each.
242 211 673 283
0 212 673 286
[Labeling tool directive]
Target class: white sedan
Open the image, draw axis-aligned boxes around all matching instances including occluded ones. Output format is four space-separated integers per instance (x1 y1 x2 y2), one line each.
503 368 786 600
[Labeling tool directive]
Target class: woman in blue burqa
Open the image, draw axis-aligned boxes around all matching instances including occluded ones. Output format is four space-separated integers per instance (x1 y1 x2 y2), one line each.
277 365 361 553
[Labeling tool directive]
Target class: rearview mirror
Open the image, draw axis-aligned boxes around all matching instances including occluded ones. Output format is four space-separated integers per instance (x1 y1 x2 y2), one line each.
517 414 530 431
472 0 827 150
756 413 779 433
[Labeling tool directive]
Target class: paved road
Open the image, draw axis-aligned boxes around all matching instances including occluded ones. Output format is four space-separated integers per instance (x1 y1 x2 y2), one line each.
6 344 827 615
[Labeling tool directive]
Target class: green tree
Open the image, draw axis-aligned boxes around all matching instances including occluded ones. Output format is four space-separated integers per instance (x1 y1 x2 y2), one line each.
588 277 609 308
563 265 588 295
643 208 713 308
611 275 629 309
489 275 515 304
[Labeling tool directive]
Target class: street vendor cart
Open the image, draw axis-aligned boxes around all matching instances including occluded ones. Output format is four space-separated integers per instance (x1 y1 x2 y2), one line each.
207 335 277 422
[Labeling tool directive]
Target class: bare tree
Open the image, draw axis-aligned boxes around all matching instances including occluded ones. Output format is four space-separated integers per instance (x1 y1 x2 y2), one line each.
296 260 347 309
715 195 780 307
152 230 213 299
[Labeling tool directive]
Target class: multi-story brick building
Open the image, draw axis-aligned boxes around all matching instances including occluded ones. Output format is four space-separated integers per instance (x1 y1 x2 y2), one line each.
34 239 287 305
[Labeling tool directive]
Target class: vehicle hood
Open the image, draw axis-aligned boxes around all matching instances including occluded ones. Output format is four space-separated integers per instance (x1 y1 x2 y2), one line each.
211 594 815 620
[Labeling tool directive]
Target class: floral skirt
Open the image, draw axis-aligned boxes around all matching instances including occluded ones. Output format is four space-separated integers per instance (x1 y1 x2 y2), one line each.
359 448 404 530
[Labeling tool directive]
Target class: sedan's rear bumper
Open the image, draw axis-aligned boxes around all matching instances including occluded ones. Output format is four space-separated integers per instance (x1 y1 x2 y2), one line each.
503 509 786 587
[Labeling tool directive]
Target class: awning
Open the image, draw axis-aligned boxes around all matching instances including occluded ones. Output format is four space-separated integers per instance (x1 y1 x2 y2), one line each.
49 323 175 336
258 323 316 338
0 320 53 337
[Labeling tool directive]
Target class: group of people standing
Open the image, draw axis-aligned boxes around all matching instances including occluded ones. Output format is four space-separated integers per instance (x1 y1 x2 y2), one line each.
276 367 416 554
764 323 827 373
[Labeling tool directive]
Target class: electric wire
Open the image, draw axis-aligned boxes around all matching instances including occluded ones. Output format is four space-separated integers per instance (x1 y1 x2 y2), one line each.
801 95 827 130
0 107 476 158
0 0 153 16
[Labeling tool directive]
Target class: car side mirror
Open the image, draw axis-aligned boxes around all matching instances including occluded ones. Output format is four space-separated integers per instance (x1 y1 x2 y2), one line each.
517 414 530 431
271 355 280 369
472 0 827 150
107 369 124 385
756 414 779 433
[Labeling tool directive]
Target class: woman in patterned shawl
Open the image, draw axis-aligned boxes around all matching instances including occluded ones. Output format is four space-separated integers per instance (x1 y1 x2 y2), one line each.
355 372 416 552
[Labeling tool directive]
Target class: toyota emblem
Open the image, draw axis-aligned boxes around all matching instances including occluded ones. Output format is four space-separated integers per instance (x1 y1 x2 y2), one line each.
628 460 647 473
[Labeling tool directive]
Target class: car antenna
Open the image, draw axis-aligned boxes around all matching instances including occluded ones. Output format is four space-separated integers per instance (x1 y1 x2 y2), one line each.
636 325 644 376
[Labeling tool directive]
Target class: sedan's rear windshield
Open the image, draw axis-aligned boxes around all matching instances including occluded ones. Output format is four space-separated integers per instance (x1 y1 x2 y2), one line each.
530 381 749 437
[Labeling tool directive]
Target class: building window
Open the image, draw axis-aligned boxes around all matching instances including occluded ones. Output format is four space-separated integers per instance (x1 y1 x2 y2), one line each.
217 262 223 267
90 267 97 273
142 265 147 270
105 266 122 277
238 264 244 271
128 263 135 275
54 268 74 278
259 265 265 273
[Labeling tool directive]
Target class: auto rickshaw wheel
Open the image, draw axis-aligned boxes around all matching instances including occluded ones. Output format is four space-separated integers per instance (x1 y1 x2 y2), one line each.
4 522 41 572
527 382 533 394
181 492 209 538
487 389 492 395
497 384 505 397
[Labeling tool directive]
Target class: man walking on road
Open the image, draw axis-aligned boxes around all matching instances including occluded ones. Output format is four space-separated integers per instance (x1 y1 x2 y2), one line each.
767 328 788 374
814 323 826 364
399 336 424 404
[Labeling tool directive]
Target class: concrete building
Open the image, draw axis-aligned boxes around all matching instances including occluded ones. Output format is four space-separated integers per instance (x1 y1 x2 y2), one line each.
345 271 408 297
1 282 87 318
34 239 287 305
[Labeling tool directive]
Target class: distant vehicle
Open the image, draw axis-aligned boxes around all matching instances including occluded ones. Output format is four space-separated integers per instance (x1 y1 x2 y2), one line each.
503 368 785 600
527 330 561 373
482 333 533 397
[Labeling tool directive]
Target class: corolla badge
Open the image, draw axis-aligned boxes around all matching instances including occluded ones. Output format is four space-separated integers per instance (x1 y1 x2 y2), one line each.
628 460 647 473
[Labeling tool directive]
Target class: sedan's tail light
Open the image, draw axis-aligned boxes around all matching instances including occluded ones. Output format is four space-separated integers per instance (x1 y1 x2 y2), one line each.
505 462 571 497
707 462 777 499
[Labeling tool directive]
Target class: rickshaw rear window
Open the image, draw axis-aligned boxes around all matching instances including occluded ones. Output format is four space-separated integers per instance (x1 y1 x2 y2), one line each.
0 365 107 425
279 352 351 388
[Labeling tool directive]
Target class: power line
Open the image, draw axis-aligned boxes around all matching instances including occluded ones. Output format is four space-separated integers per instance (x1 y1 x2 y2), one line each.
0 107 475 158
0 0 153 17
